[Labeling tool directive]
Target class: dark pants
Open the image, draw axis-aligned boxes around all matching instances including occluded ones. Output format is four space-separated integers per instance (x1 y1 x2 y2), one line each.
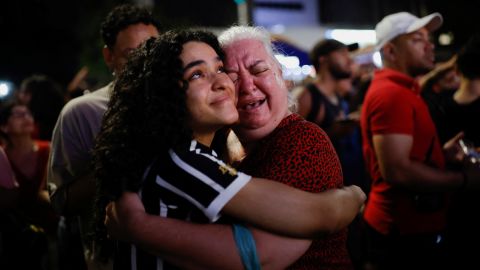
361 220 448 270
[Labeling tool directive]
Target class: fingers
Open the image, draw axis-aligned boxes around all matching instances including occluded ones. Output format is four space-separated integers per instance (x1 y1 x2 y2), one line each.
452 131 465 142
104 203 114 239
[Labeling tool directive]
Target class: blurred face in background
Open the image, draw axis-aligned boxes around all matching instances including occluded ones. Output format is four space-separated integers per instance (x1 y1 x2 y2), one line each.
1 105 35 137
17 88 32 105
326 47 353 80
389 27 436 77
103 23 160 76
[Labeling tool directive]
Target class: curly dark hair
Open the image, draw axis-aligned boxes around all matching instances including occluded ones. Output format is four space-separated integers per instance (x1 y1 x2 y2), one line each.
100 4 162 49
92 29 224 260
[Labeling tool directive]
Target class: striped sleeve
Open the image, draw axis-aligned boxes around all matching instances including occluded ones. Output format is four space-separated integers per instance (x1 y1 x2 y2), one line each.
154 141 251 222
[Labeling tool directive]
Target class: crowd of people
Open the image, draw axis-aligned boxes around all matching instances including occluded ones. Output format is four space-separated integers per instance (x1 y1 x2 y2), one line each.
1 3 479 270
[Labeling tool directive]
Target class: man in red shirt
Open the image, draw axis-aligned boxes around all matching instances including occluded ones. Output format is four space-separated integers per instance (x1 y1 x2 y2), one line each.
360 11 479 270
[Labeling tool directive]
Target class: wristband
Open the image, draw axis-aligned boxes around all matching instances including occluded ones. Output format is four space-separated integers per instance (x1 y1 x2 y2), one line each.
232 223 261 270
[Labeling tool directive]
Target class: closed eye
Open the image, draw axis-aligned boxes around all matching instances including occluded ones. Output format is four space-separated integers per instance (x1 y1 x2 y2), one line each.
250 61 269 75
253 67 268 75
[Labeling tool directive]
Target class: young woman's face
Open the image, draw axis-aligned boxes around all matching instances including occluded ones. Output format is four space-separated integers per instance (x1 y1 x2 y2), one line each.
180 41 238 144
1 105 35 136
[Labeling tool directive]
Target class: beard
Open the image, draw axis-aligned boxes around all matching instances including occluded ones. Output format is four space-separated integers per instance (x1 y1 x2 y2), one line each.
329 63 352 80
409 65 434 78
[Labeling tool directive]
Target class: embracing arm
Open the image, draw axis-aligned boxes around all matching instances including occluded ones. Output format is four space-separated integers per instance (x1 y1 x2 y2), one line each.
224 178 365 237
106 192 310 270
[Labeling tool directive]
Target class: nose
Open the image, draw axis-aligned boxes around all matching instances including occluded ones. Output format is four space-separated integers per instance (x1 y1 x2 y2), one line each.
212 72 233 92
427 41 434 51
425 37 435 51
238 71 256 96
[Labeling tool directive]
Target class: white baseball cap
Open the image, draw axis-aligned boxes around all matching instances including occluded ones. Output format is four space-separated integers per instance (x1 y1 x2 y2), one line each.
375 12 443 50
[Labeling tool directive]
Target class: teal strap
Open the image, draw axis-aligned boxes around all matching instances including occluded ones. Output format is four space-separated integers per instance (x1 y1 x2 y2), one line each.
232 223 261 270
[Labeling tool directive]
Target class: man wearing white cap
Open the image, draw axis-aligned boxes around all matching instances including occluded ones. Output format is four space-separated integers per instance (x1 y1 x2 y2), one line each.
360 11 478 270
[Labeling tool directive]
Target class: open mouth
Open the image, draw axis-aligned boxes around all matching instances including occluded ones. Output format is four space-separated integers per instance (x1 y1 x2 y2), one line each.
241 98 266 110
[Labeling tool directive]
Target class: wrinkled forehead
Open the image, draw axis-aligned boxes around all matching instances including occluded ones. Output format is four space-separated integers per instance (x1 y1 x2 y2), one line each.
223 38 272 70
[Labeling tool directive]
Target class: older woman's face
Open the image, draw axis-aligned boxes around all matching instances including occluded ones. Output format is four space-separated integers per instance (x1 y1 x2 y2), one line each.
223 38 289 142
180 41 238 143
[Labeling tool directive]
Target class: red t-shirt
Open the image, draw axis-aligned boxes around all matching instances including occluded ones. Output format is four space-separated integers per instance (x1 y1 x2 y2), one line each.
9 140 50 203
361 68 448 235
240 114 352 270
8 140 57 232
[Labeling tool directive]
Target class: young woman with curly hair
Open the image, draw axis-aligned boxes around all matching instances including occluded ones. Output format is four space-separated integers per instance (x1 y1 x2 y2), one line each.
93 30 365 269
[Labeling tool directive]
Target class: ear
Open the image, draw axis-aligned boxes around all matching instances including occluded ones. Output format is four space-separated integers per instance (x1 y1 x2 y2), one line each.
102 46 114 71
318 55 327 67
382 43 397 62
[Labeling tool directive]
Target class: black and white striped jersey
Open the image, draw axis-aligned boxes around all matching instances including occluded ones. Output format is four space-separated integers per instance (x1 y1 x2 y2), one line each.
114 140 251 270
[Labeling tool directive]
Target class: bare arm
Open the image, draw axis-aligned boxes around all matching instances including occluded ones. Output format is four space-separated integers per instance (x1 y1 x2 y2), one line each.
224 177 365 237
106 192 310 270
105 180 364 268
373 134 464 192
297 88 327 126
49 169 96 216
297 87 312 119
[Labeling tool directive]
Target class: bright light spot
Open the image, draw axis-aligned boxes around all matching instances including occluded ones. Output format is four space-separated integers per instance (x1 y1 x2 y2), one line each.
0 83 10 98
325 29 376 47
276 55 300 69
301 65 312 75
292 67 302 76
270 24 286 34
373 51 383 68
438 33 454 46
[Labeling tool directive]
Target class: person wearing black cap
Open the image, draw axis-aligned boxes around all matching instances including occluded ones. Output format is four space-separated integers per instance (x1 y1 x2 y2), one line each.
359 11 480 270
298 39 355 130
297 39 366 191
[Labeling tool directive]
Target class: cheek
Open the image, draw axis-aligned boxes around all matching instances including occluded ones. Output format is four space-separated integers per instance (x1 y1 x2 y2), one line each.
186 87 207 111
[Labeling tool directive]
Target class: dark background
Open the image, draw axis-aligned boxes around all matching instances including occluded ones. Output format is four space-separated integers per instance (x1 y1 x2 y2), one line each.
0 0 477 91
